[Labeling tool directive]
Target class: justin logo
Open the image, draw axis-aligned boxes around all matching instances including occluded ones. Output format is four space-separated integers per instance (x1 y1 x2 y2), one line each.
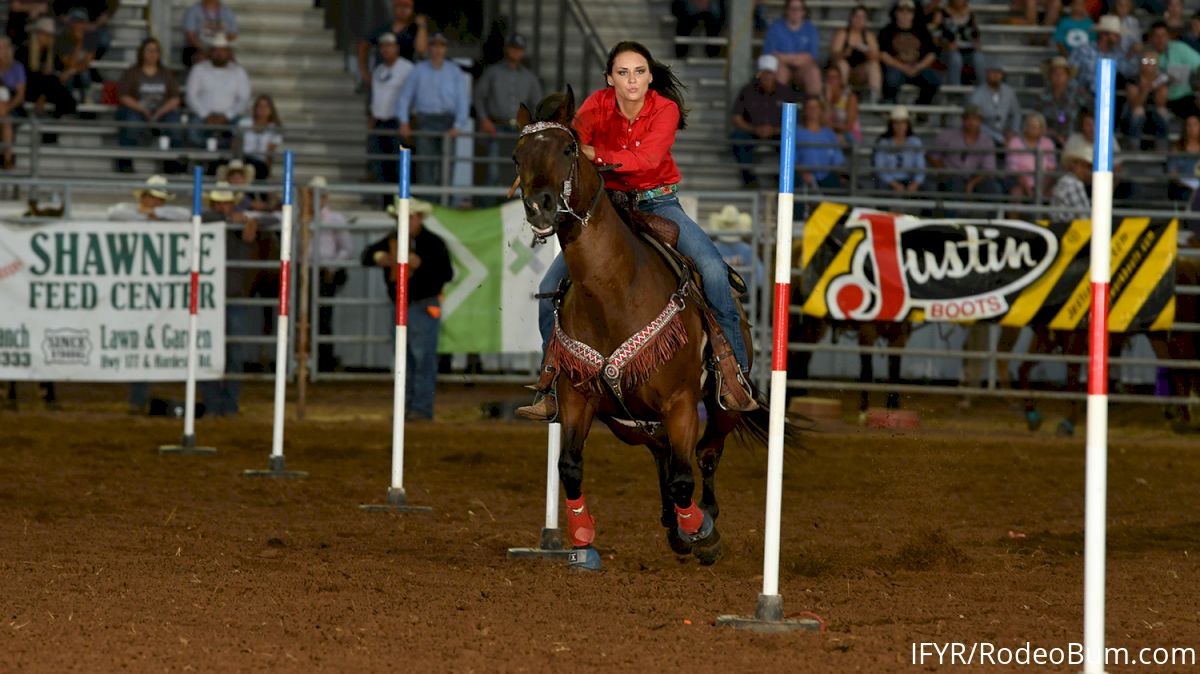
825 211 1058 322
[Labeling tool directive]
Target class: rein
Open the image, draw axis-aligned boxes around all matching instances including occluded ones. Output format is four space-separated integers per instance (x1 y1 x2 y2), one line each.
519 121 607 242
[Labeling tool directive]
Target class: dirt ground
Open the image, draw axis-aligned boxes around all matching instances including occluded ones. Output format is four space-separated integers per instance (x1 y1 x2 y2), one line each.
1 382 1198 673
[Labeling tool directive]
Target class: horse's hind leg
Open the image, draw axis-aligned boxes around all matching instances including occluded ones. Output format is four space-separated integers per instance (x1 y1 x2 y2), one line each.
556 387 601 570
664 399 721 565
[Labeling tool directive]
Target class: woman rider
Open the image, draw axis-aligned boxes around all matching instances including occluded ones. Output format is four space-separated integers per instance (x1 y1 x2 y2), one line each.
517 40 757 421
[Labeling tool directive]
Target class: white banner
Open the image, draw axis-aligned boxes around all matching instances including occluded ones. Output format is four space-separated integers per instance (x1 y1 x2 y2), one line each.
0 220 225 381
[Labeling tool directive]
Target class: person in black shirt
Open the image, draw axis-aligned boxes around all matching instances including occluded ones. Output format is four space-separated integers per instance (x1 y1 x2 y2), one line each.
729 53 798 187
361 198 453 420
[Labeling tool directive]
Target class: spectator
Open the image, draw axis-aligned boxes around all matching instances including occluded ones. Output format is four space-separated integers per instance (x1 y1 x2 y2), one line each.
1037 56 1083 147
361 199 453 421
878 0 939 105
1168 114 1200 202
358 0 427 90
729 54 796 187
366 32 412 196
874 105 925 192
928 104 1002 202
822 65 860 143
56 9 97 102
217 158 273 212
474 33 542 204
116 37 182 173
1164 0 1186 38
795 95 845 191
1053 0 1093 57
52 0 118 59
234 94 282 180
672 0 724 58
184 33 250 149
1050 135 1092 226
6 0 50 54
830 5 882 103
21 17 77 124
396 32 469 188
198 182 261 416
968 64 1022 144
1111 0 1141 56
1068 16 1136 97
0 37 27 173
1005 112 1056 204
1016 0 1062 30
181 0 237 67
1182 11 1200 54
109 175 189 413
763 0 821 95
1146 21 1200 120
303 176 352 372
1122 49 1169 150
933 0 983 86
707 204 764 291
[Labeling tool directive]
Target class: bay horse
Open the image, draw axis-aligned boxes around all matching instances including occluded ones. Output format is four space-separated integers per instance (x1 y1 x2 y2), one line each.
513 89 776 571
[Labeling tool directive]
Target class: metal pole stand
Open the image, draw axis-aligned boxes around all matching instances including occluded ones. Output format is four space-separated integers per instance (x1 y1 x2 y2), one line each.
244 455 308 479
360 487 433 513
716 594 821 633
159 433 216 456
507 422 571 560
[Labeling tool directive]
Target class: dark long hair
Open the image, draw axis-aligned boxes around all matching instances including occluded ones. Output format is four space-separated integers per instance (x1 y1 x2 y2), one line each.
604 41 687 130
136 37 163 68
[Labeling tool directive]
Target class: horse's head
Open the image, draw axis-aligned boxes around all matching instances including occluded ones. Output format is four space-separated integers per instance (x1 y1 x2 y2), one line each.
513 86 593 238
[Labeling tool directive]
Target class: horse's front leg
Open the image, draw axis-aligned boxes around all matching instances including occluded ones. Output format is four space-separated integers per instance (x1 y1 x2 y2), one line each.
557 384 601 571
664 396 721 565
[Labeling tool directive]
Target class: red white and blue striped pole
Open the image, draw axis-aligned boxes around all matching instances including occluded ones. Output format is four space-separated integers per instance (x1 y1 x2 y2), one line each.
161 167 215 455
1083 58 1116 674
362 147 430 512
718 102 815 631
246 150 305 477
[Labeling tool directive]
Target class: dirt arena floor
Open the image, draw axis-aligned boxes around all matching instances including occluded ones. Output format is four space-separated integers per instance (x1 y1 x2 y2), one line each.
1 381 1198 673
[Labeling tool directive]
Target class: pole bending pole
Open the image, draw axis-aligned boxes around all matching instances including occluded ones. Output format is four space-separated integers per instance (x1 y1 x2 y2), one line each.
160 167 215 456
717 102 817 632
246 151 306 478
1082 57 1116 674
362 147 431 512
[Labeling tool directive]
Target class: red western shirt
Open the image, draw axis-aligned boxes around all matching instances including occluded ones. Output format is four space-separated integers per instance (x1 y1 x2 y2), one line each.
573 88 683 193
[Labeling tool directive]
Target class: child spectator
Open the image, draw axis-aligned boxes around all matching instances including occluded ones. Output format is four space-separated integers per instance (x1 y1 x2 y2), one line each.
235 94 282 180
829 5 882 103
878 0 939 104
56 10 97 102
763 0 821 95
116 37 182 173
873 105 925 192
1053 0 1093 57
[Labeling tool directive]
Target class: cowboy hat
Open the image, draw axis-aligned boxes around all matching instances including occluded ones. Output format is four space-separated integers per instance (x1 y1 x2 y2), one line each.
216 159 253 186
889 105 911 122
134 175 173 201
387 198 434 217
1092 15 1124 34
1042 55 1079 78
208 33 231 49
708 204 752 234
1062 136 1094 166
308 176 328 188
207 181 239 203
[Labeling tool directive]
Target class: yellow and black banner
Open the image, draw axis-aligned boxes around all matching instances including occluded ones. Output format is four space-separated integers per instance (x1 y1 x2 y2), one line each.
797 202 1177 332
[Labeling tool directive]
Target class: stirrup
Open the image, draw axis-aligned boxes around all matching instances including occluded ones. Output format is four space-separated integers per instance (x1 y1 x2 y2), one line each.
716 369 758 413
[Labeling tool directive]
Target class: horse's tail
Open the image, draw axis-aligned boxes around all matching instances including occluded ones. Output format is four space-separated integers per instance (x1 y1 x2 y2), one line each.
732 397 809 451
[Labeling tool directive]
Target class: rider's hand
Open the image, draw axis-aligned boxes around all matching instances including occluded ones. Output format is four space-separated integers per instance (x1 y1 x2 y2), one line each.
581 144 596 161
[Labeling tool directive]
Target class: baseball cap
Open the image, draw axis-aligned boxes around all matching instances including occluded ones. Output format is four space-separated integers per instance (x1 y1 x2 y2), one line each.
506 34 527 48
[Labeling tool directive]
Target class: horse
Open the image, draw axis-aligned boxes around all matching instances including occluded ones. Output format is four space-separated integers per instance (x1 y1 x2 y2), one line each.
512 89 777 571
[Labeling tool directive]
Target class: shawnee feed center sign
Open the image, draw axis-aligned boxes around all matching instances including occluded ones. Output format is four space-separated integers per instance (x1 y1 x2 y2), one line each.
0 221 225 381
799 202 1177 331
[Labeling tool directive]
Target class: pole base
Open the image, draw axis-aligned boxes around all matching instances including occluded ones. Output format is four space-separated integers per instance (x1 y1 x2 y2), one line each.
159 434 216 456
507 528 573 559
716 594 822 633
243 455 307 479
359 487 432 513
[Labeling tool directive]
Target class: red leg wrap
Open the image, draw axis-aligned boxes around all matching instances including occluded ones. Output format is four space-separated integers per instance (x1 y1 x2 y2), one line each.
675 501 705 535
565 495 596 547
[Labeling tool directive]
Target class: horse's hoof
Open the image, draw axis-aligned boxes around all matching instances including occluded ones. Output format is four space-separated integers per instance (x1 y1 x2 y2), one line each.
680 516 722 566
1025 410 1043 431
666 527 693 556
1056 419 1075 436
567 546 602 572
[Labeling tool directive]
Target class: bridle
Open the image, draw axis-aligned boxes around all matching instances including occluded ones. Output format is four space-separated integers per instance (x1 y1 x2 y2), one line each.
517 121 607 242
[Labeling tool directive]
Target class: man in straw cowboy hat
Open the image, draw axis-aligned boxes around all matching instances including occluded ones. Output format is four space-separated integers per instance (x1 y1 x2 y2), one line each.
1068 15 1137 97
360 198 453 421
1050 136 1092 227
106 174 191 222
707 204 765 292
1037 55 1084 147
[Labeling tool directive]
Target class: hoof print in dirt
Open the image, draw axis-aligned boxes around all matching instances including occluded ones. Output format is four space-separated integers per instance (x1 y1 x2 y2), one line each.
568 546 602 572
1056 419 1075 436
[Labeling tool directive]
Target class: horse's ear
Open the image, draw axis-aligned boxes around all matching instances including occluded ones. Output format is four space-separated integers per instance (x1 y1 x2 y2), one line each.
517 102 531 129
563 85 576 119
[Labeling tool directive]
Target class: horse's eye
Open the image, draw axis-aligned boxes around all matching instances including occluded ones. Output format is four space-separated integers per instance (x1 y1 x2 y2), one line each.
565 144 576 157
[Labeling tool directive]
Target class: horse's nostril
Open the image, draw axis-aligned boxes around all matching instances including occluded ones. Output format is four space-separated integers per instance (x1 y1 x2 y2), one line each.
540 193 554 211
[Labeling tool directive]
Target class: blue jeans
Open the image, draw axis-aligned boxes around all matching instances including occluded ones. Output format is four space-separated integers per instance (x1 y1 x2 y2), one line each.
117 106 183 150
942 48 984 86
883 65 940 104
187 114 239 149
199 304 255 416
729 128 761 186
537 193 750 371
406 296 441 419
369 118 399 187
412 113 455 188
1122 106 1169 148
